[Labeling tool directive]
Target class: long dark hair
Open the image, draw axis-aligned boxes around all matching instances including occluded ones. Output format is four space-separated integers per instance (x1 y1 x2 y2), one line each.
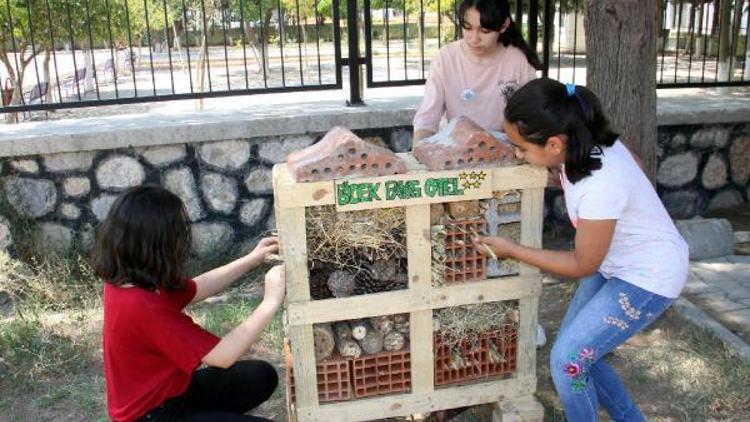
92 185 191 291
458 0 541 70
505 78 619 183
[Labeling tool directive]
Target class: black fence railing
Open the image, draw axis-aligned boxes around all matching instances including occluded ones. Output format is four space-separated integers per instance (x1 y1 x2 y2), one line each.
1 1 748 117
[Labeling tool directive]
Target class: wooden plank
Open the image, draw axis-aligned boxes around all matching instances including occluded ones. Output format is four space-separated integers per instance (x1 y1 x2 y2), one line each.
406 204 434 393
286 275 541 326
516 296 540 382
296 378 527 422
273 163 547 210
288 325 319 410
492 395 545 422
276 205 311 302
519 188 544 276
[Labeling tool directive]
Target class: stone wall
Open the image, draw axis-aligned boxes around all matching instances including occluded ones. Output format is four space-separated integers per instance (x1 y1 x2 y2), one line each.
0 127 413 255
546 122 750 225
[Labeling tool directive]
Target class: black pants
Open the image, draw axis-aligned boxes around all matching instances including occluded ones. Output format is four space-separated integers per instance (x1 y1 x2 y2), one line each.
140 360 278 421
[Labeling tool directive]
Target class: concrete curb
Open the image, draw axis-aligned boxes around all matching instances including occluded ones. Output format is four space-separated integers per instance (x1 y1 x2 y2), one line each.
672 297 750 361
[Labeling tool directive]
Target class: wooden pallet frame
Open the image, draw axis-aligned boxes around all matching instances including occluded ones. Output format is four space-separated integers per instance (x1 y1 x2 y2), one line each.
273 153 546 422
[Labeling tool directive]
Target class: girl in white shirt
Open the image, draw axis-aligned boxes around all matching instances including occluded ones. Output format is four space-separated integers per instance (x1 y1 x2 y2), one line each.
474 78 688 422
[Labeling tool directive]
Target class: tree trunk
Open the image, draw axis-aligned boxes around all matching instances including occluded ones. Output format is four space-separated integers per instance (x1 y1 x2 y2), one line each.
43 49 53 103
84 48 94 92
584 0 658 181
717 0 733 80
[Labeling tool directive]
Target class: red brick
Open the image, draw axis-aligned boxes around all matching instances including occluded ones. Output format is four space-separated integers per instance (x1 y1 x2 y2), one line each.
413 117 517 171
287 127 407 182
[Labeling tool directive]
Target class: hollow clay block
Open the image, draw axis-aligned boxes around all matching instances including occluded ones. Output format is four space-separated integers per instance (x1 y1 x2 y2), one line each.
286 126 408 182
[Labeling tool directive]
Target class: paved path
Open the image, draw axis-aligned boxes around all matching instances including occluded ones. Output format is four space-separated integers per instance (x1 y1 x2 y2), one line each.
683 255 750 343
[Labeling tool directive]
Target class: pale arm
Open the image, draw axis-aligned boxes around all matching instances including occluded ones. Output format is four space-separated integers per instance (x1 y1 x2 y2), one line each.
191 237 279 304
474 219 615 279
202 265 286 368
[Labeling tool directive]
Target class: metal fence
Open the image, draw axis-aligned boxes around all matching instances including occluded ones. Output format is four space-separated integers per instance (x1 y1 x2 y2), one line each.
1 0 749 115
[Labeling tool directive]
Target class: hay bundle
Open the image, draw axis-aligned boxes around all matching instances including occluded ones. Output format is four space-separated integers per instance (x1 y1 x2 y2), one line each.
434 301 519 349
306 206 406 272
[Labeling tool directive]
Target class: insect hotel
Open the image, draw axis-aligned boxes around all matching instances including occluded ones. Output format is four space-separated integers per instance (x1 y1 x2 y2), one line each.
273 120 546 421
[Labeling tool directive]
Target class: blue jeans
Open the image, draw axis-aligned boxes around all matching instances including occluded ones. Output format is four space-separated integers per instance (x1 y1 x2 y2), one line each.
550 273 673 422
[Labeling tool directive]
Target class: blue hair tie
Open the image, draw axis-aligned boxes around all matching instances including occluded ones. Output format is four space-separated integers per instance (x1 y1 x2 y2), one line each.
565 83 576 97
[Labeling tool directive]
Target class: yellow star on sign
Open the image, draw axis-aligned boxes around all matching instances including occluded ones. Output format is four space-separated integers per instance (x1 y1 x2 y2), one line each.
477 171 487 181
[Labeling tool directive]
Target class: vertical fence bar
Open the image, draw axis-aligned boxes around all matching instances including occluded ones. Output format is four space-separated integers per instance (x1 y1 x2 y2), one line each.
542 0 552 77
557 0 563 80
571 0 578 83
124 0 138 96
515 0 522 28
420 0 425 79
743 3 750 80
346 0 362 104
687 2 696 83
674 0 684 83
277 0 287 86
295 0 304 85
716 0 724 82
142 0 157 95
402 0 407 79
23 0 43 104
728 0 742 82
701 1 709 82
314 0 322 84
43 0 62 102
239 0 250 89
332 0 342 87
437 0 441 49
199 0 213 91
386 0 391 80
529 0 538 55
259 0 269 88
220 4 231 90
65 2 82 100
181 0 195 93
84 0 101 99
163 0 175 94
104 0 120 98
660 0 668 83
364 0 374 84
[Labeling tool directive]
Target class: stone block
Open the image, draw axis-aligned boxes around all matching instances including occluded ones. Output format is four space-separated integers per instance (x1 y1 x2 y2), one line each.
60 203 81 220
200 172 237 214
37 222 73 252
90 194 118 221
662 190 705 219
43 151 94 172
707 189 744 212
718 308 750 332
258 135 314 163
657 152 698 188
729 136 750 184
191 222 234 257
198 140 250 170
3 177 57 218
96 156 145 190
690 126 729 148
413 117 516 171
389 128 412 153
244 167 272 194
701 154 728 190
163 167 204 222
142 144 186 167
240 199 269 226
11 159 39 174
0 215 12 252
692 292 747 313
675 218 734 259
286 126 407 182
63 177 91 198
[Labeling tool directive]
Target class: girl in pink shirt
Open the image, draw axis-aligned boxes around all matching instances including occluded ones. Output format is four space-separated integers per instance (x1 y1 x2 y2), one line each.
413 0 541 143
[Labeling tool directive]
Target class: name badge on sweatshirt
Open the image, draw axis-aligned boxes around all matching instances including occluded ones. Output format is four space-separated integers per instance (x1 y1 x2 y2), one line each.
461 88 476 102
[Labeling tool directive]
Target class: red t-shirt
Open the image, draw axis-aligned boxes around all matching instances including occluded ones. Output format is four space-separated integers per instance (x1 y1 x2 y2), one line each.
103 279 220 422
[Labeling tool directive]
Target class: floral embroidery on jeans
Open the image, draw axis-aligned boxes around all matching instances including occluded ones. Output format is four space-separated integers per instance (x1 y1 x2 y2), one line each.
604 315 629 330
564 347 596 392
618 293 641 320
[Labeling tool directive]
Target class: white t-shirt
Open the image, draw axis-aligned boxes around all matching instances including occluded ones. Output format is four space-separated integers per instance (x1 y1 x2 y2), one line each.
561 141 688 298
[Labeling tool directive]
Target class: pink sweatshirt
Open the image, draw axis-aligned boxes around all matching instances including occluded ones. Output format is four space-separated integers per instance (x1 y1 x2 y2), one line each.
413 40 537 133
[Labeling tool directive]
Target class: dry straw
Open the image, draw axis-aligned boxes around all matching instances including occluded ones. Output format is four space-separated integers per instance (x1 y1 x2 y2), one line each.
435 301 519 349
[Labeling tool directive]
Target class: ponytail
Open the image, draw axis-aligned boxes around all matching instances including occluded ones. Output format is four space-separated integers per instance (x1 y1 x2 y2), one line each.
504 78 618 183
458 0 542 70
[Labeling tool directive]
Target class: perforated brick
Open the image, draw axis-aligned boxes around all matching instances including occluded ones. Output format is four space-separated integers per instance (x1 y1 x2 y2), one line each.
434 325 518 386
285 341 352 403
413 117 517 171
286 126 407 182
444 218 488 284
352 348 411 399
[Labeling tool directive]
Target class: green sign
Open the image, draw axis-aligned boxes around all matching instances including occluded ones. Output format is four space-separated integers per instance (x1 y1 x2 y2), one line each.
336 177 468 206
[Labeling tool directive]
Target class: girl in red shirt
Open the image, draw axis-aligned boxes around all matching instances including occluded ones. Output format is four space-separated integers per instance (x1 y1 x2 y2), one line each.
94 185 285 422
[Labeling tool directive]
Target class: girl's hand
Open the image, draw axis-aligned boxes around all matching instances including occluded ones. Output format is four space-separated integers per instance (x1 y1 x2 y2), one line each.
248 236 279 266
263 265 286 309
472 235 518 259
